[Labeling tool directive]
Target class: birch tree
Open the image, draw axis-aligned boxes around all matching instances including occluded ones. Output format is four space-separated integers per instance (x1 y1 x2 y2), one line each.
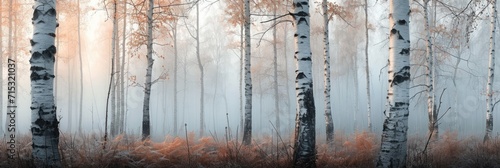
242 0 253 145
142 0 155 140
422 0 438 140
77 0 84 133
0 0 3 136
104 0 118 143
292 0 316 167
30 0 61 166
195 2 206 137
364 0 372 132
119 0 127 134
485 0 497 142
322 0 334 145
376 0 411 167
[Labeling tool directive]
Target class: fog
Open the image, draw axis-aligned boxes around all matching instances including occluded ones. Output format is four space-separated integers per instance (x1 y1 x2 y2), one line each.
0 0 496 143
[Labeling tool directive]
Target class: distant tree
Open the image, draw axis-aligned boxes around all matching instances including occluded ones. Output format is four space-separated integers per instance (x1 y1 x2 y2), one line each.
141 0 155 140
104 0 119 143
363 0 372 132
0 0 3 135
195 2 205 137
485 0 497 142
242 0 253 145
30 0 61 166
77 0 84 134
376 0 411 167
292 0 316 167
421 0 438 140
322 0 333 145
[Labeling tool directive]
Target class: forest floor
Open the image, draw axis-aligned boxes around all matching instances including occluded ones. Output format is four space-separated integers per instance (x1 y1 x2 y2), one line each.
1 131 500 167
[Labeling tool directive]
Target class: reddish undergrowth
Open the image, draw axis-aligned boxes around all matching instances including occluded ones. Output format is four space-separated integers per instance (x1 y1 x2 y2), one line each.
1 131 500 167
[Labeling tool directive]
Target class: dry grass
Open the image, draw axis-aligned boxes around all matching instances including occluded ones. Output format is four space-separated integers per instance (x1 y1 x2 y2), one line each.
2 131 500 167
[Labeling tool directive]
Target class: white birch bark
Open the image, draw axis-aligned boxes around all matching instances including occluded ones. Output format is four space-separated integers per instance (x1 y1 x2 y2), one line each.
376 0 411 167
142 0 154 140
423 0 438 139
322 0 334 144
239 24 244 135
30 0 61 166
242 0 253 145
0 0 3 135
485 0 497 142
292 0 316 167
364 0 372 132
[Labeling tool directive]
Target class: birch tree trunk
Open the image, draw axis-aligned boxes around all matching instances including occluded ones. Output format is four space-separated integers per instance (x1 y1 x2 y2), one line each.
110 1 119 137
292 0 316 167
142 0 155 140
119 0 127 134
376 0 411 167
104 0 118 144
240 24 244 135
77 0 84 134
7 0 13 136
423 0 438 140
485 0 497 142
0 0 3 135
364 0 372 132
30 0 61 166
113 14 121 136
242 0 253 145
322 0 334 144
196 3 205 137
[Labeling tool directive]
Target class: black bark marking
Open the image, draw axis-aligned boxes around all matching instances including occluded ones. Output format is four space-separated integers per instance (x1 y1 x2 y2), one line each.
32 9 42 21
47 8 56 16
300 35 307 39
297 72 306 80
295 2 302 8
399 48 410 55
30 40 36 46
32 52 42 60
47 45 57 54
48 33 56 38
31 72 55 81
391 66 410 87
298 17 308 26
398 32 404 40
31 66 46 71
391 28 397 34
300 57 311 61
397 20 406 25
